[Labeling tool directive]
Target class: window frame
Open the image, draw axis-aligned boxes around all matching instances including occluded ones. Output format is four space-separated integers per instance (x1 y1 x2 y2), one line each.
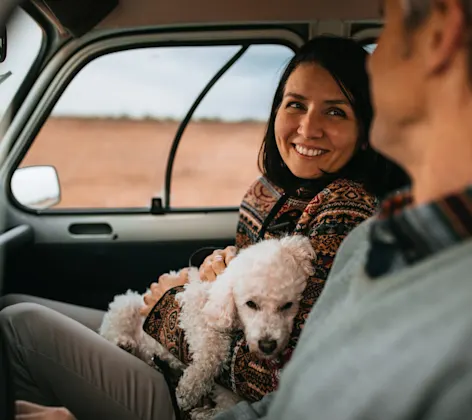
0 7 48 134
162 44 250 212
4 27 302 215
351 27 380 48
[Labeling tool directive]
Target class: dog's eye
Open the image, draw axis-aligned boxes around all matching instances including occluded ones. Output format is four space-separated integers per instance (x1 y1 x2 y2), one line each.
280 302 293 311
246 301 258 310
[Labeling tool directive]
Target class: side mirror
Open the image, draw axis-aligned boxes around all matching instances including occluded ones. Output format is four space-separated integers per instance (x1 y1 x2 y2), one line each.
0 26 6 63
11 165 61 210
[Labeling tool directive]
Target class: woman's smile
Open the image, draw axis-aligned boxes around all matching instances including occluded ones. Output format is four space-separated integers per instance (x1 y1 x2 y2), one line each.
292 144 329 158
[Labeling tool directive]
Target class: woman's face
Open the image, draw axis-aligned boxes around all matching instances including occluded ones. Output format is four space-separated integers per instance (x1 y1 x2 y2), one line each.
274 62 359 180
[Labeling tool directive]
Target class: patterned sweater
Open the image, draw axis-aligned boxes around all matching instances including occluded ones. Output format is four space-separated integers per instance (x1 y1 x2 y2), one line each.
144 176 378 402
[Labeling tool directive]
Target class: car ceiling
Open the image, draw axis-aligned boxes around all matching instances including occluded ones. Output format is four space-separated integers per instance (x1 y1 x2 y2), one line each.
98 0 381 28
32 0 381 37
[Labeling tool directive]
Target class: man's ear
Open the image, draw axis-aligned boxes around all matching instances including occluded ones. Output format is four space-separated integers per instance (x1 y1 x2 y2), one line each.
202 273 236 331
423 0 465 76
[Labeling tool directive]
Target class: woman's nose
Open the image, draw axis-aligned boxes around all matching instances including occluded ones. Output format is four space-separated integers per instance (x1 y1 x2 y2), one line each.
297 112 323 139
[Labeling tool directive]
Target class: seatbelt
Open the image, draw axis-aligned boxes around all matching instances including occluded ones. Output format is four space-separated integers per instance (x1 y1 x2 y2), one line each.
257 192 290 241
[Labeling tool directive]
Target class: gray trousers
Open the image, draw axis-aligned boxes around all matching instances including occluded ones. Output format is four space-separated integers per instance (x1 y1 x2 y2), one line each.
0 294 175 420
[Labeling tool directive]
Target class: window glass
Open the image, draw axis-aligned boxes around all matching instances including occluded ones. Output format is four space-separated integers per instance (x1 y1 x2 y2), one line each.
14 43 294 210
363 43 377 54
171 44 293 207
0 8 43 122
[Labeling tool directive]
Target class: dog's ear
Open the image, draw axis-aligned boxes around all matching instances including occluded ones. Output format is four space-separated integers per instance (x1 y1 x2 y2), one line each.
280 235 316 277
202 272 236 332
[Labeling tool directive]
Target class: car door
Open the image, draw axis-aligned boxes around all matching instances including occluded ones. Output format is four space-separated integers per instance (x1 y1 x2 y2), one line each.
0 8 304 309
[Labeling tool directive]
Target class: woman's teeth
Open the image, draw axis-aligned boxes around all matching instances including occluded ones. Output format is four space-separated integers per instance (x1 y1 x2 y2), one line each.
294 144 326 157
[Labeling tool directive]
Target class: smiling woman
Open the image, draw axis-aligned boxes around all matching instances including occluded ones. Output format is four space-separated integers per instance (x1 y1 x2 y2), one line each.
258 36 404 198
274 63 358 180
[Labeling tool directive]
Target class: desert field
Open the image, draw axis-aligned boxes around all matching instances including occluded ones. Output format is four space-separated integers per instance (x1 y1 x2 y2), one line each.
20 117 267 209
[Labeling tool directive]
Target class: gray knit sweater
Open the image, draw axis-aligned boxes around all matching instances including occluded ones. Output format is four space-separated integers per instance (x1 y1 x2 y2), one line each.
215 218 472 420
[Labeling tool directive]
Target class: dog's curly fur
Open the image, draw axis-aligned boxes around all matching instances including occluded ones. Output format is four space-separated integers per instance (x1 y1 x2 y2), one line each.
99 235 315 419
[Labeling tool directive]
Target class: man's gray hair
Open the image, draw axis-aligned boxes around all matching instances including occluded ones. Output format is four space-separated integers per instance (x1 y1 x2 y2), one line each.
401 0 472 29
401 0 432 29
400 0 472 83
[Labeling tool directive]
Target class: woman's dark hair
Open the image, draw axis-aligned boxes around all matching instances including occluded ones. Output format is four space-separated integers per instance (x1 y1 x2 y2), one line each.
258 35 410 199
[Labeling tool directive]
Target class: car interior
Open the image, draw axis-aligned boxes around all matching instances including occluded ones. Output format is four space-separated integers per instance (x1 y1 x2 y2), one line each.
0 0 383 312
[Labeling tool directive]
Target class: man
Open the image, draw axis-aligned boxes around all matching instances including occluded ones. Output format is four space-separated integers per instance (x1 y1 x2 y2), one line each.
215 0 472 418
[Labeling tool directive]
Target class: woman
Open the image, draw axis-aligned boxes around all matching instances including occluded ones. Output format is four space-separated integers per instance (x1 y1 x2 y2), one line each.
0 36 408 420
141 35 408 405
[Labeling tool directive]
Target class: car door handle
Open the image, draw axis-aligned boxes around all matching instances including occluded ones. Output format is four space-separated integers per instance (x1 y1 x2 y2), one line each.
68 223 113 236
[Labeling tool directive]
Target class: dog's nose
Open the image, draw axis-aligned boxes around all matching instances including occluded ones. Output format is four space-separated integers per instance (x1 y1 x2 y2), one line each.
258 339 277 355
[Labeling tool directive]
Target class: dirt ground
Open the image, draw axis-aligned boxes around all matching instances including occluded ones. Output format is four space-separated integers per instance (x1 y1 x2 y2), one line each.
21 117 267 208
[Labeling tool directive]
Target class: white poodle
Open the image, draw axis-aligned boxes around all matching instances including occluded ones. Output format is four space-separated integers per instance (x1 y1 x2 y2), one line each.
99 235 315 419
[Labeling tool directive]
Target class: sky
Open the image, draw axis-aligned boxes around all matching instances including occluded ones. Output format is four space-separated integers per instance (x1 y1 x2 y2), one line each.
0 10 377 123
0 9 294 122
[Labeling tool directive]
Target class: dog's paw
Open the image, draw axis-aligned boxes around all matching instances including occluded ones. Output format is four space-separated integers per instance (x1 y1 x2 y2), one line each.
176 391 196 413
189 406 220 420
116 339 138 355
210 385 242 409
176 382 203 412
176 367 215 411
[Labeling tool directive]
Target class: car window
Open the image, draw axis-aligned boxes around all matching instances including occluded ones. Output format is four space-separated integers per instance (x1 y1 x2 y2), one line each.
363 43 377 54
170 44 292 208
14 43 294 210
0 8 43 123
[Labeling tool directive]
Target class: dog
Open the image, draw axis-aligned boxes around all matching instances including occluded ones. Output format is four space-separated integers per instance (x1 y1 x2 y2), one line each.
99 235 315 419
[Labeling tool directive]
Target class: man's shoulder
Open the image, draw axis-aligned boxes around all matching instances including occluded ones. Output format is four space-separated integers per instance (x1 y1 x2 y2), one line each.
269 239 472 420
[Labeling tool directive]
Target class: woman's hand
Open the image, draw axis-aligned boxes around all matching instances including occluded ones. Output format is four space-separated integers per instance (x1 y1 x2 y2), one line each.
199 246 237 282
15 401 76 420
139 269 189 316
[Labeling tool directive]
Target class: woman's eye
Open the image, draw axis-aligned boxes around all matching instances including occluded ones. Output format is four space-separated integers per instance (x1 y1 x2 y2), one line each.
280 302 293 311
246 301 259 310
327 108 347 118
286 101 304 110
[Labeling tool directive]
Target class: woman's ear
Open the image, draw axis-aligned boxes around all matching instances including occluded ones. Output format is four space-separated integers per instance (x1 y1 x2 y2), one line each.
202 273 236 331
